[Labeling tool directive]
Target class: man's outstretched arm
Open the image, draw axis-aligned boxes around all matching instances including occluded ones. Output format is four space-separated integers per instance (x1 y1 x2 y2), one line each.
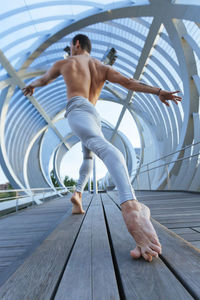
23 61 62 96
105 66 182 107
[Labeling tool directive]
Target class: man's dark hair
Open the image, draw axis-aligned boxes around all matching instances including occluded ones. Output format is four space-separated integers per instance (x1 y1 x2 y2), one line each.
72 34 92 53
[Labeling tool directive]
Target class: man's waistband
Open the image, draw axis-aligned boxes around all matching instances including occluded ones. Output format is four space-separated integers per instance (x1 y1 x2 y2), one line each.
65 96 94 118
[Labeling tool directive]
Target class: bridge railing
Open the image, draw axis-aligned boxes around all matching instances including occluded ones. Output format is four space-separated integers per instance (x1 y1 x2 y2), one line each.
0 186 74 214
132 141 200 191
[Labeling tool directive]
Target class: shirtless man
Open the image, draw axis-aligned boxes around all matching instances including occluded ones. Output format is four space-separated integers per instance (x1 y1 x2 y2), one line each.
23 34 182 262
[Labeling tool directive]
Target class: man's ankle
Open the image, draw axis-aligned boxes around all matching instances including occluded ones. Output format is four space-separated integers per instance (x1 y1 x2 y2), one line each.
75 191 82 197
121 199 140 212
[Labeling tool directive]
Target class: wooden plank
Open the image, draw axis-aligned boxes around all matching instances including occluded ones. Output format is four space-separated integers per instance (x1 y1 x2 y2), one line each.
101 193 193 300
152 220 200 299
0 241 32 247
151 212 200 219
143 201 200 208
136 194 200 200
91 196 119 300
192 227 200 232
144 199 200 205
110 188 200 212
135 191 191 195
172 228 196 234
138 200 200 206
0 194 75 280
107 191 200 203
0 196 92 300
135 190 200 195
166 222 200 229
154 217 200 223
190 241 200 249
55 194 120 300
0 249 25 256
175 232 200 242
145 207 200 215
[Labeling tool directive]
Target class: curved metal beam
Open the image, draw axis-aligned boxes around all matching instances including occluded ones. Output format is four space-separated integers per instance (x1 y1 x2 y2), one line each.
19 2 200 71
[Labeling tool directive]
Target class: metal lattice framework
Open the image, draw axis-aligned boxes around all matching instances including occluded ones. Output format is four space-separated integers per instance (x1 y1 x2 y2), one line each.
0 0 200 192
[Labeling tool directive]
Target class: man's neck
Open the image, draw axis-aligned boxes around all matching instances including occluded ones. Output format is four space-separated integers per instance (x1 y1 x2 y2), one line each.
76 50 90 56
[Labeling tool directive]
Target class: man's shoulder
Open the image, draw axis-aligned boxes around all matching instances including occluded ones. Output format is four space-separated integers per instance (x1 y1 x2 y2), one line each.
89 57 109 73
90 57 103 65
53 59 68 67
52 58 74 71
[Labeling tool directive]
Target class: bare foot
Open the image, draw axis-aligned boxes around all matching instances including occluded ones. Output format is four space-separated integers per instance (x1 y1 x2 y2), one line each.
70 191 85 214
121 200 162 262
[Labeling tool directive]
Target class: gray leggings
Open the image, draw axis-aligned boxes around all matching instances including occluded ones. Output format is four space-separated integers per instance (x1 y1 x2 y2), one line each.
65 96 136 205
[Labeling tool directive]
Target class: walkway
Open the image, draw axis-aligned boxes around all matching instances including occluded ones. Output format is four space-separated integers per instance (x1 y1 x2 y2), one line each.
0 191 199 299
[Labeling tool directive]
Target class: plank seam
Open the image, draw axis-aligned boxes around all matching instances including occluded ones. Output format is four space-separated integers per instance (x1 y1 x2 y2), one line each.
50 195 93 300
105 192 120 207
100 194 126 300
190 227 200 234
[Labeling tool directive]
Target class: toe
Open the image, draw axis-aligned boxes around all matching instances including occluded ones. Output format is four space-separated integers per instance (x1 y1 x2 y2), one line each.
151 236 161 247
150 243 162 254
130 246 142 259
146 247 159 258
142 251 152 262
141 247 156 261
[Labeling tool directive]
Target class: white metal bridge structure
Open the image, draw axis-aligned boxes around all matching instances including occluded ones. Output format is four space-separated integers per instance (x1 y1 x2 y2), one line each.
0 0 200 196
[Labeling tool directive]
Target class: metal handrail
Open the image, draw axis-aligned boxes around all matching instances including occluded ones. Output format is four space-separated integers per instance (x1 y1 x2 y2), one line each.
0 187 65 193
0 194 26 202
137 152 200 175
133 140 200 172
133 147 200 191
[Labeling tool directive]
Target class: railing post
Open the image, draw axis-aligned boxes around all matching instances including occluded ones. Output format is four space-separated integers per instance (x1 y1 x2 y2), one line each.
88 177 91 193
136 174 140 190
166 164 170 190
16 198 18 212
147 164 151 190
32 192 34 205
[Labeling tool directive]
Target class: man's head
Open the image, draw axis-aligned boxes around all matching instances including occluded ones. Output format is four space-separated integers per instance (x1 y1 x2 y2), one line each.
70 34 92 56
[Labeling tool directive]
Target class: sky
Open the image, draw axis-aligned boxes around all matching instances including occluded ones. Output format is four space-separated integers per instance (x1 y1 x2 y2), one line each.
0 100 140 184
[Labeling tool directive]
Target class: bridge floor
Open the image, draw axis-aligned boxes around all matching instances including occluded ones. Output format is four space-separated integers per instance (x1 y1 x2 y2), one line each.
0 191 199 299
134 190 200 249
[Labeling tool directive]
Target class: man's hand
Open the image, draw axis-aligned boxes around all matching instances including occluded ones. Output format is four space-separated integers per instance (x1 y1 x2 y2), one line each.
22 85 35 96
159 90 182 107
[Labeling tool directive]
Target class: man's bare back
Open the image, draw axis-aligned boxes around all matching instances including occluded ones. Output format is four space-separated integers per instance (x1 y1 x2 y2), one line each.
58 55 107 105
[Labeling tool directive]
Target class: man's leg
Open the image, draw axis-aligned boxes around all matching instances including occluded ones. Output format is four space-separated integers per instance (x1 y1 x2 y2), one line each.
84 135 162 261
71 143 93 214
67 103 162 261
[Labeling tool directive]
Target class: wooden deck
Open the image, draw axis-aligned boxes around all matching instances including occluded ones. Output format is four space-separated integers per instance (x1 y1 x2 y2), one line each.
134 190 200 249
0 191 200 299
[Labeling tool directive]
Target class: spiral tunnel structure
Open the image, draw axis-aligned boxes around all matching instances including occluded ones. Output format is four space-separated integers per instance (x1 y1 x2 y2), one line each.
0 0 200 192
